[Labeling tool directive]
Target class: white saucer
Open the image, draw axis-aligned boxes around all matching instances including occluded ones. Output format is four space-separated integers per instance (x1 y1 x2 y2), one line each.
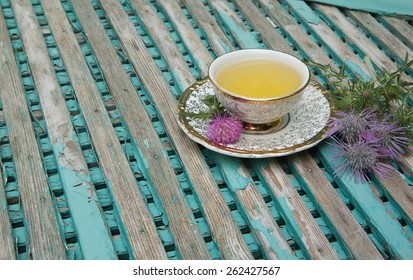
177 78 333 158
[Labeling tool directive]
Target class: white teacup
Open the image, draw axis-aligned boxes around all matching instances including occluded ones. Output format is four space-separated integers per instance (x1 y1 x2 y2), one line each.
208 49 310 134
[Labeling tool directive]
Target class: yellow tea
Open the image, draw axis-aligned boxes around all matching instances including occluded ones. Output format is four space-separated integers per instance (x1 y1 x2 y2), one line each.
215 58 303 99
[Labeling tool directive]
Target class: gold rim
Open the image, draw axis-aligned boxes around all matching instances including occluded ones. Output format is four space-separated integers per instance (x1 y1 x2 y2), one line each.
208 49 312 104
177 78 335 157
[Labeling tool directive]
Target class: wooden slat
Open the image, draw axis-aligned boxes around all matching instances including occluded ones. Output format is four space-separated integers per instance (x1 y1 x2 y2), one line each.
315 4 409 76
398 152 413 178
379 16 413 50
289 152 383 259
181 0 234 55
0 7 66 260
0 164 16 260
257 0 334 66
346 10 413 66
374 168 413 229
211 153 296 260
99 0 253 259
12 0 117 260
232 0 294 55
71 0 210 260
253 159 339 260
317 144 413 259
40 0 167 260
156 1 211 77
129 0 194 89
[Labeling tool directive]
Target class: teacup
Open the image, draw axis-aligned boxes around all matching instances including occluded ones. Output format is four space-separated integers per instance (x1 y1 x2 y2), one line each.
208 49 310 134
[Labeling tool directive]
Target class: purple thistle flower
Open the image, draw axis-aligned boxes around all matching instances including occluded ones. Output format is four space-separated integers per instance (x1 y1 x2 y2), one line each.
206 113 243 145
371 115 409 160
331 136 392 183
327 109 376 143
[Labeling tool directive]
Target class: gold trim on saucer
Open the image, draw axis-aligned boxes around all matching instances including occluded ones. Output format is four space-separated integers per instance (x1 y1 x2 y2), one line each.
177 78 335 158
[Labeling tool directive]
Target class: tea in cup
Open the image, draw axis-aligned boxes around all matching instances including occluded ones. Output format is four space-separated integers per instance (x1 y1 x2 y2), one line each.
208 49 310 134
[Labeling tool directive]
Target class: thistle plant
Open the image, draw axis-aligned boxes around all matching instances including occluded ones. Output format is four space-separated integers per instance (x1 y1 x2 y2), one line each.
310 55 413 182
187 95 242 145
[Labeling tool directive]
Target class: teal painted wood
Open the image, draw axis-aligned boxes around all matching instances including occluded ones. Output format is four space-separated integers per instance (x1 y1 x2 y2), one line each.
318 143 413 259
305 0 413 17
209 152 297 260
12 0 117 260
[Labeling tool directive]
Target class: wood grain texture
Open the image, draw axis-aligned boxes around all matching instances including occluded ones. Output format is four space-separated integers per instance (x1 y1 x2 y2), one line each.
0 6 66 260
211 154 296 260
379 16 413 50
315 4 408 76
231 0 294 55
374 168 413 229
346 10 413 66
254 159 339 260
182 0 234 55
12 0 117 260
156 0 212 77
289 152 383 259
72 0 210 260
0 162 16 260
40 0 167 260
257 0 334 67
100 0 253 259
318 144 413 259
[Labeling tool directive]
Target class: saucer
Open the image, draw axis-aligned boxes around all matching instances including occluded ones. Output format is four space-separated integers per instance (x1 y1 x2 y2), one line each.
177 78 333 158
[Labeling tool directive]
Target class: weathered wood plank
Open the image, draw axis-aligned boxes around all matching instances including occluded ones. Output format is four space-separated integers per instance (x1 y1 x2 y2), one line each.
99 0 253 259
210 154 296 260
317 144 413 259
181 0 234 54
346 10 413 67
156 1 211 77
231 0 294 54
12 0 117 260
379 16 413 50
0 6 66 260
0 163 16 260
129 0 194 89
72 0 210 260
253 159 339 260
315 4 409 77
257 0 334 67
40 0 167 260
289 152 383 259
374 168 413 229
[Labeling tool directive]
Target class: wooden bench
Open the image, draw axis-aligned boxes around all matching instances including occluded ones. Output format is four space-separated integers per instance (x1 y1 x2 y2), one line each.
0 0 412 260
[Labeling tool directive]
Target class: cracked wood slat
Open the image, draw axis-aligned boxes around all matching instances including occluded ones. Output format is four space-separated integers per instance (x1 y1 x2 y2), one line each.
317 144 413 259
374 169 413 229
0 160 15 259
12 0 117 260
346 10 413 67
40 0 167 260
379 16 413 50
71 0 210 260
99 0 253 259
181 0 234 55
289 152 383 259
156 1 211 77
210 153 296 260
253 159 339 259
0 7 66 260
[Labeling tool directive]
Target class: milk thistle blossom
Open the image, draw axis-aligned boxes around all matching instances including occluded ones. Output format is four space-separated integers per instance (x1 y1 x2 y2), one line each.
327 109 376 142
331 136 392 183
371 115 409 160
206 113 242 145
